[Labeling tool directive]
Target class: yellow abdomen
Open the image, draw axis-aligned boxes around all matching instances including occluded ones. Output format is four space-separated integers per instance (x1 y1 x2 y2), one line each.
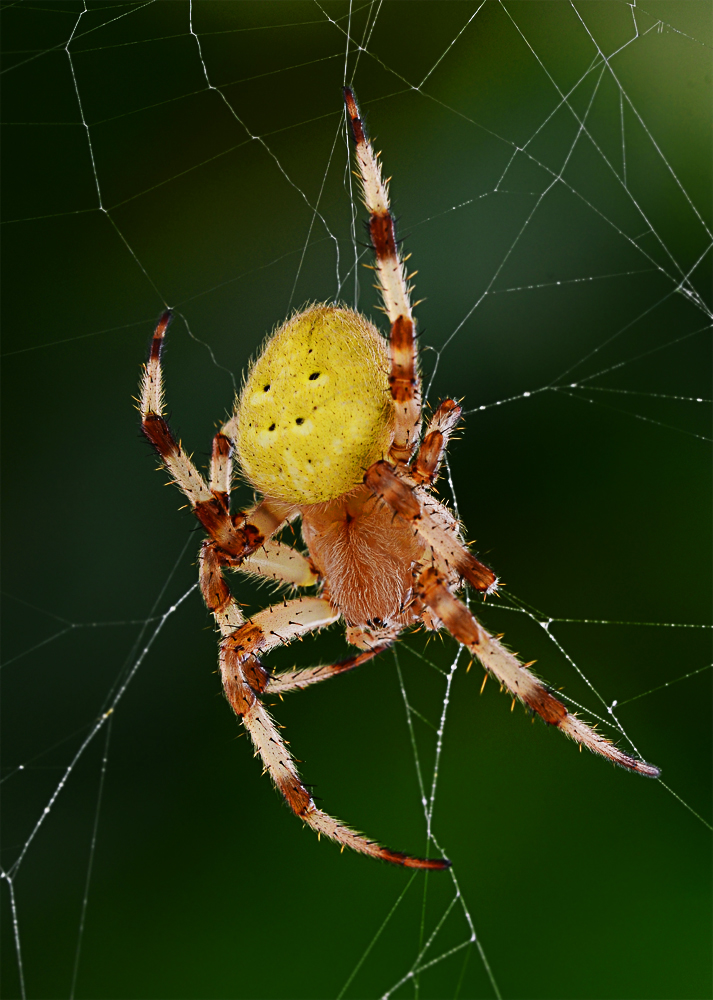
235 305 394 504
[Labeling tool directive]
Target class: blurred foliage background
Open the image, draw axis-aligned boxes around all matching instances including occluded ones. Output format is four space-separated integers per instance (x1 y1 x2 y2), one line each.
1 2 711 998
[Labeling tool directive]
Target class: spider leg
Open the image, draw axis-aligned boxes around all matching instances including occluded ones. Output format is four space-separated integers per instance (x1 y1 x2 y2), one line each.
140 312 292 562
415 566 660 778
239 539 319 589
199 533 317 635
219 597 449 869
265 643 390 694
200 539 246 634
344 87 421 466
226 595 341 656
410 399 463 485
364 460 497 592
210 429 233 511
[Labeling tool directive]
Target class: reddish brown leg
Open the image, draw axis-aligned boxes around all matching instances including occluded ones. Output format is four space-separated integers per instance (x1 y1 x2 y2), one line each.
266 643 391 694
415 566 660 778
140 311 268 563
210 431 233 511
364 460 497 593
344 87 422 465
389 315 422 466
410 399 463 485
218 600 449 870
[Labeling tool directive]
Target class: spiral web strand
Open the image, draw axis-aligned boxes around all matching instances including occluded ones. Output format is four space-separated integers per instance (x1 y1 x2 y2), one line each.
1 3 711 998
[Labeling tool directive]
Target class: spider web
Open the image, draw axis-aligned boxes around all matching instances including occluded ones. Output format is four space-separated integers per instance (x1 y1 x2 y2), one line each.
1 2 711 998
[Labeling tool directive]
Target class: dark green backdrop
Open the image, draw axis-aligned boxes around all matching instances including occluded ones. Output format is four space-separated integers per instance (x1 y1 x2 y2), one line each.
2 3 711 998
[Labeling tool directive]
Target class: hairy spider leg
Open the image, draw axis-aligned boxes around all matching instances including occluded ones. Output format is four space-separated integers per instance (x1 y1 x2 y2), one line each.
199 478 441 866
221 595 449 870
140 311 270 562
415 566 660 778
364 460 497 593
266 643 392 694
344 87 421 466
239 539 319 588
199 510 309 638
369 466 660 776
210 430 233 510
410 399 463 485
227 596 341 656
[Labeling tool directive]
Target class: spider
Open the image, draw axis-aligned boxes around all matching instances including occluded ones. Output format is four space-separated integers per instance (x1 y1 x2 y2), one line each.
139 87 660 870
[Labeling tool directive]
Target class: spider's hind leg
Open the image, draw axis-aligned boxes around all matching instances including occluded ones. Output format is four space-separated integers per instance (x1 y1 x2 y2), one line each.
415 565 661 779
265 643 390 694
220 597 449 870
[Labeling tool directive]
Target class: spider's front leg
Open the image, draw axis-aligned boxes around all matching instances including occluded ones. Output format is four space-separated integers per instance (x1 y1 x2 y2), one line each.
140 311 283 564
344 87 421 466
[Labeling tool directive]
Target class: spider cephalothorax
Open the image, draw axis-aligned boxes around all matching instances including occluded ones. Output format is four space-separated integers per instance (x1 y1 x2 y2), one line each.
140 87 659 870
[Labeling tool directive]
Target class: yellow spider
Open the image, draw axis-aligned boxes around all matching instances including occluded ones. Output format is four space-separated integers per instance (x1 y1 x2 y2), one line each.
139 88 659 869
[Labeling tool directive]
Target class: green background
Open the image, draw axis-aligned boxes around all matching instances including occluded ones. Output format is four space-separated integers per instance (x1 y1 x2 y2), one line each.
2 2 711 998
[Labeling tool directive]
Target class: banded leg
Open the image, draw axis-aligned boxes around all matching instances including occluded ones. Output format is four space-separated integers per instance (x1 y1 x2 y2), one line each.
410 399 462 485
210 430 233 510
200 540 245 634
365 460 497 593
344 87 422 465
220 598 449 869
140 311 273 561
227 596 340 658
415 566 660 778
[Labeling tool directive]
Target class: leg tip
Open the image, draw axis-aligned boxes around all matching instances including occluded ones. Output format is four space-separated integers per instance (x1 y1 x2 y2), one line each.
156 309 173 334
380 846 451 870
